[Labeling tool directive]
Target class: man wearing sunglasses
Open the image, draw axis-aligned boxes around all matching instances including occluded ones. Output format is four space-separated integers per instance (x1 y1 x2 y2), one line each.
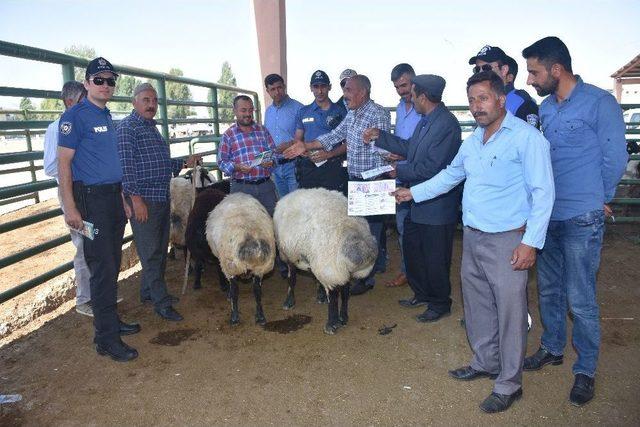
469 45 539 128
58 57 140 362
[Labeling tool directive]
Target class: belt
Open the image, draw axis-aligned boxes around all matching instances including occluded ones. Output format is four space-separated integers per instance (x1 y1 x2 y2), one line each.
233 177 269 185
73 181 122 194
466 225 526 233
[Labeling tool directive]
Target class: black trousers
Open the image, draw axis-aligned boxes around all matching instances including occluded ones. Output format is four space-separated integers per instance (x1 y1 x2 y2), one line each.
74 182 126 346
403 215 455 313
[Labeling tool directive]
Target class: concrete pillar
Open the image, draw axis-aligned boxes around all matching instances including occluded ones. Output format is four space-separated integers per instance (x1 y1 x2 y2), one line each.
614 78 622 102
252 0 287 117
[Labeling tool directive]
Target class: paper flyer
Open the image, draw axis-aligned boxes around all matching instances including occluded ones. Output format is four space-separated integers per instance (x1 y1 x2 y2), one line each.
250 150 273 168
68 220 97 240
347 179 396 216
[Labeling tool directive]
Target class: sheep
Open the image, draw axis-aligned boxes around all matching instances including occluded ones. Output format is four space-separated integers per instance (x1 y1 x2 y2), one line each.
206 193 276 326
184 184 229 291
169 167 230 260
273 188 378 335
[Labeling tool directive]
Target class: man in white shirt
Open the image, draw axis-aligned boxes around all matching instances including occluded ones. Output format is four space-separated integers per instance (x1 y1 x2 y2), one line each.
43 81 92 316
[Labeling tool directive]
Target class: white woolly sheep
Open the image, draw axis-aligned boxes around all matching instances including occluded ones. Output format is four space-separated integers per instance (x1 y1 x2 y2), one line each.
206 192 276 326
273 188 378 335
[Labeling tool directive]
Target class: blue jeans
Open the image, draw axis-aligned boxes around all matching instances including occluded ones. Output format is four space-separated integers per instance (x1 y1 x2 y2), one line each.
395 201 410 274
272 161 298 198
536 209 604 377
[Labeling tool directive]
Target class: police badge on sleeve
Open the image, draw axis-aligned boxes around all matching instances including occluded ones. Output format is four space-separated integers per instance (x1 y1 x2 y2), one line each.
526 114 539 127
60 121 72 135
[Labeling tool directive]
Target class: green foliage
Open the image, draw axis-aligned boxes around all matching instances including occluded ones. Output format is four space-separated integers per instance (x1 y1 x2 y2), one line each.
209 61 237 122
19 97 34 111
39 98 64 120
64 45 96 82
166 68 194 119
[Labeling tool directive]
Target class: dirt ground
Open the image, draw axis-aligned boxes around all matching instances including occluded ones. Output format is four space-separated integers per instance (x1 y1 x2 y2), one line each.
1 217 639 426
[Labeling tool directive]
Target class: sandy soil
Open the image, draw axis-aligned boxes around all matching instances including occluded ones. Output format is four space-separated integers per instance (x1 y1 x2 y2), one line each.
1 219 639 426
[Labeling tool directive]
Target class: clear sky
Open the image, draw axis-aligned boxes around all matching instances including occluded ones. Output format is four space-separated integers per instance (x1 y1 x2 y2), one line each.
1 0 639 111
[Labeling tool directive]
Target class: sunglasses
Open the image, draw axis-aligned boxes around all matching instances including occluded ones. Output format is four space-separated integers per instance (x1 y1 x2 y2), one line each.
473 64 498 74
91 76 117 87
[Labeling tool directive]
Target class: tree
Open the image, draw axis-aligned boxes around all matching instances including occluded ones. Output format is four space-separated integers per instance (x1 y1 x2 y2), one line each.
166 68 194 119
209 61 237 122
39 98 64 120
63 45 96 82
19 97 34 111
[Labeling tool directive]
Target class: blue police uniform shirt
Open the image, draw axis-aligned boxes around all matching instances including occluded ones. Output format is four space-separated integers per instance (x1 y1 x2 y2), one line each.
505 83 539 128
295 99 347 141
58 98 123 185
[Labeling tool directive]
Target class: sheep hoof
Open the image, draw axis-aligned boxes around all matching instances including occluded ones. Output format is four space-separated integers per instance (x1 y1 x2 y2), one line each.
282 297 295 310
255 313 266 326
339 314 349 325
193 282 202 290
323 322 341 335
230 314 240 326
316 290 328 304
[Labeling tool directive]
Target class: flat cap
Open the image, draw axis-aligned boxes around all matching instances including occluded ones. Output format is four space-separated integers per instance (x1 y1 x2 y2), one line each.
339 68 357 82
411 74 446 99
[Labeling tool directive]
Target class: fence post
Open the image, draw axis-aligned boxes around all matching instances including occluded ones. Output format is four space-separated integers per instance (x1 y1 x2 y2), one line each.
61 62 75 84
211 86 220 137
22 109 39 204
157 77 170 141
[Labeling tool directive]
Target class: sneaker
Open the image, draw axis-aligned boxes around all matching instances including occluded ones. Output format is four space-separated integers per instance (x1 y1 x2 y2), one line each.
76 302 94 317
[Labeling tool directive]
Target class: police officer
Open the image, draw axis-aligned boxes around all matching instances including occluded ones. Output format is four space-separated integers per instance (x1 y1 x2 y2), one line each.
58 57 140 362
469 45 539 128
289 70 348 194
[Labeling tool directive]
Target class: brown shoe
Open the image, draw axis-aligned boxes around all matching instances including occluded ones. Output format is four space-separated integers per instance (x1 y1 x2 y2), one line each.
386 273 407 287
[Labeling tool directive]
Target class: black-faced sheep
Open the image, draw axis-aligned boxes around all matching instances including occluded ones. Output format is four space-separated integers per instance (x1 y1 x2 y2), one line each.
206 193 276 326
273 188 378 335
184 186 229 291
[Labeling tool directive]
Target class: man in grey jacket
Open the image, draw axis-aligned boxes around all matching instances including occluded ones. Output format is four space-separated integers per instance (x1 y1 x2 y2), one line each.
363 74 462 322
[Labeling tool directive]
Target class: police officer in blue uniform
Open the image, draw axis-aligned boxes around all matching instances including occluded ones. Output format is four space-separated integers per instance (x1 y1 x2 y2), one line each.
290 70 348 194
469 45 539 128
58 57 140 362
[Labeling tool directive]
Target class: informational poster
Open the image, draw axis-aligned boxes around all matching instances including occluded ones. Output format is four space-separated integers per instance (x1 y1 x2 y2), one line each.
347 179 396 216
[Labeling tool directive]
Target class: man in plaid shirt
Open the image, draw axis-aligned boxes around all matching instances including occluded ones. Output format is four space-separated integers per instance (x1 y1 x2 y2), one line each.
117 83 200 322
218 95 278 215
284 74 391 295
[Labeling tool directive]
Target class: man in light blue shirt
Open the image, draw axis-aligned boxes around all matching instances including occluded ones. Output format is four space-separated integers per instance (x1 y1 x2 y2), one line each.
43 81 93 317
394 71 554 413
263 73 303 198
522 36 628 407
387 63 421 288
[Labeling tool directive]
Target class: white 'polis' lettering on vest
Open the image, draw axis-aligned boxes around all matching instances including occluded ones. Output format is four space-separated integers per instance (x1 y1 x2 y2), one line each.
93 126 108 133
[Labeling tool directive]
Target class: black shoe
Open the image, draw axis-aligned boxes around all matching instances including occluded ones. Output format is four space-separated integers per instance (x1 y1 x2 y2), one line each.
449 366 498 381
479 389 522 413
96 340 138 362
569 374 595 406
119 320 141 336
398 297 428 308
416 308 450 323
141 295 180 305
350 280 372 296
523 347 563 371
155 306 184 322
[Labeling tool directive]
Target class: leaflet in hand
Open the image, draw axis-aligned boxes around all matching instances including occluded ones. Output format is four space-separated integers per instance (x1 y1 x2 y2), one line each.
360 164 394 180
250 150 273 168
347 179 396 216
68 221 97 240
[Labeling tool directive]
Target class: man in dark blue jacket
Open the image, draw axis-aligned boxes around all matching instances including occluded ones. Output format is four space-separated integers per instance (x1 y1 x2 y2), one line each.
363 74 462 322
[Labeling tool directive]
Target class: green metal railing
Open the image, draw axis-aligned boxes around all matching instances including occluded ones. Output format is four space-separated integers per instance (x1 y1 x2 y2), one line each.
0 40 261 304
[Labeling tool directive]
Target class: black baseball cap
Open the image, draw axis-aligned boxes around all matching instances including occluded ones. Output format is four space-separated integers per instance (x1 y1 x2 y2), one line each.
310 70 330 85
85 57 119 79
468 45 508 65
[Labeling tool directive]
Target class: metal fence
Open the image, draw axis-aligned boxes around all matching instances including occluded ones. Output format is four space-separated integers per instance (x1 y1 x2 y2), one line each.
0 40 260 303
